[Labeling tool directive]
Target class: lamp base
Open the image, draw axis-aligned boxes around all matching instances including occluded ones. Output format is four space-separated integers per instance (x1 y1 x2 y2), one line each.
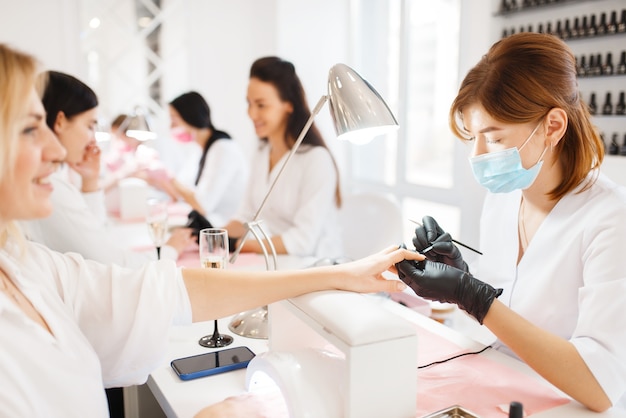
228 306 268 339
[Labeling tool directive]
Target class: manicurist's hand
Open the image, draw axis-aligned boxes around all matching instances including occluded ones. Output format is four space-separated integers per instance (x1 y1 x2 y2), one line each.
413 215 468 271
395 259 502 324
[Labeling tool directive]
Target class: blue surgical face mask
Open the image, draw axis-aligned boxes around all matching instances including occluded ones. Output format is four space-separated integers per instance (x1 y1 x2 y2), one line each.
469 123 547 193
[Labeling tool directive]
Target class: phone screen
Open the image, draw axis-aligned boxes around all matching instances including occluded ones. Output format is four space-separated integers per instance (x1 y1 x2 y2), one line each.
171 346 256 380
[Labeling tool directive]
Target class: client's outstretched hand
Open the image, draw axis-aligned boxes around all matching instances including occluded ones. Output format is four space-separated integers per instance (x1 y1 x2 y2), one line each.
395 259 502 324
329 245 426 294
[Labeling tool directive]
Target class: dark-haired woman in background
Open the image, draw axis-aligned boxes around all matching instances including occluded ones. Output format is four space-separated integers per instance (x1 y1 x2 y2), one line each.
144 92 248 227
224 56 343 258
20 71 192 267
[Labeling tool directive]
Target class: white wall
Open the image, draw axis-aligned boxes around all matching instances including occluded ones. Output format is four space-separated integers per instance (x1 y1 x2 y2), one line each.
0 0 83 75
0 0 493 247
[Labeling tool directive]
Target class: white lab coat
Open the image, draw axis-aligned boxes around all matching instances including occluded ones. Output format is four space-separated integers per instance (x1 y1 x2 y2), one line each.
477 172 626 408
234 143 342 258
0 239 191 417
178 139 248 227
19 166 177 268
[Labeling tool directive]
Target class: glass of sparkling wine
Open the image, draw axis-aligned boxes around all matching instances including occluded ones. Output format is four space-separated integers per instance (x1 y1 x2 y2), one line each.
146 198 168 260
198 228 233 348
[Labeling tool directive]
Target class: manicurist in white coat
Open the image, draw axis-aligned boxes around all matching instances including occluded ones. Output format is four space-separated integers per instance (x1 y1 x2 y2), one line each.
143 91 248 227
396 33 626 413
0 43 419 417
18 70 192 267
224 56 343 259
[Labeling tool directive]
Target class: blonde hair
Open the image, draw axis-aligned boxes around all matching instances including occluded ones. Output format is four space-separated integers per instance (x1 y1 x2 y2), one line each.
0 43 39 246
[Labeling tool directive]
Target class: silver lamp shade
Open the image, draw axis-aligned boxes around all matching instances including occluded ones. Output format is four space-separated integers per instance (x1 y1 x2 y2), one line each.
328 63 398 144
122 107 157 141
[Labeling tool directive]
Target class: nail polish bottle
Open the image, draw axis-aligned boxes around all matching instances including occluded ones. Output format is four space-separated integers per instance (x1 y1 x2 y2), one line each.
597 12 607 35
588 92 598 115
582 16 589 37
509 402 524 418
595 53 603 76
572 17 580 38
500 0 510 13
562 19 571 39
619 9 626 33
588 14 597 36
588 54 597 76
608 11 618 34
577 55 586 77
537 23 544 34
616 92 626 115
609 133 619 155
602 92 613 115
502 28 509 38
555 20 563 37
617 51 626 75
603 52 614 76
546 21 553 35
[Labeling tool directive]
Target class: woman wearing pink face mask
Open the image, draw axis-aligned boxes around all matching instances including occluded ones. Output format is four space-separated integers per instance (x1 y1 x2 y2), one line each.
144 92 248 228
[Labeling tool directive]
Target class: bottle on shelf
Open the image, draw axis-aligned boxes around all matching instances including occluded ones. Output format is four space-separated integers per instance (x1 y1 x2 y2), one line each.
619 9 626 33
617 51 626 75
577 55 587 77
597 12 607 35
608 10 618 34
616 92 626 116
595 53 603 76
572 17 581 38
588 92 598 115
555 20 563 37
589 54 596 76
562 19 571 39
602 92 613 116
589 15 597 36
609 133 619 155
603 52 614 76
582 15 589 37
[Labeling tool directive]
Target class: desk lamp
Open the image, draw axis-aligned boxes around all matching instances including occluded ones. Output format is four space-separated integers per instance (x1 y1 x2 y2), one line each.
228 63 399 339
119 106 157 141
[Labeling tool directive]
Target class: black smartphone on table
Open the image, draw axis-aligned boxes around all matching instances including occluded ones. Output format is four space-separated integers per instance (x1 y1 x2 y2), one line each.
170 346 256 381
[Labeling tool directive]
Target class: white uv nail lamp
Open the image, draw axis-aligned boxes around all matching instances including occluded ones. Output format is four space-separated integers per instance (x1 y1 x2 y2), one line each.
245 290 418 418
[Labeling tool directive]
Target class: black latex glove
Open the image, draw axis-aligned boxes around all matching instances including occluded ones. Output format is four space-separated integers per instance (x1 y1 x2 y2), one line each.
395 259 502 324
185 210 213 243
413 216 468 272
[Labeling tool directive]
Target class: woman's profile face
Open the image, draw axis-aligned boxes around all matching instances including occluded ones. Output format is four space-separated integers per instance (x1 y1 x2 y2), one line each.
53 107 98 164
246 77 293 140
0 88 66 222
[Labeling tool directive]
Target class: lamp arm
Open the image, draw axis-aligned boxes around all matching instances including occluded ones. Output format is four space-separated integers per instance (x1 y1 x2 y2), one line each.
229 94 328 264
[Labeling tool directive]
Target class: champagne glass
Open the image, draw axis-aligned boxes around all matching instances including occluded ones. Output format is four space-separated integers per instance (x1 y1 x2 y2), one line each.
198 228 233 348
146 198 168 260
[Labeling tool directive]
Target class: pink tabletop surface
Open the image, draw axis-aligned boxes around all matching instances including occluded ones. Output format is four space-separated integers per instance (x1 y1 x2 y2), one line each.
414 325 570 417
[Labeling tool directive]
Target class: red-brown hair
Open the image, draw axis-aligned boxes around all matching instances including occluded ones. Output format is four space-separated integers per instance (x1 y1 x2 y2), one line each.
449 33 603 199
